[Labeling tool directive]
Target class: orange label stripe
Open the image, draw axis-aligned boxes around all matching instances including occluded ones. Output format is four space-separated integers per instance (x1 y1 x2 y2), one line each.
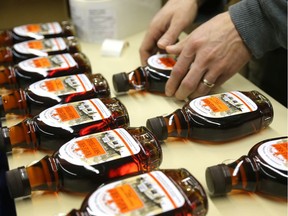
76 74 88 91
89 99 105 119
113 130 134 155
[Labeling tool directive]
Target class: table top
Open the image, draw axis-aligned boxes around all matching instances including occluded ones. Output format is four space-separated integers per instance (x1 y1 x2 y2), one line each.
7 31 288 216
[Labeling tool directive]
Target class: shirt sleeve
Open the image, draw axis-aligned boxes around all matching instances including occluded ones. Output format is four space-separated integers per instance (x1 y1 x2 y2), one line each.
228 0 287 58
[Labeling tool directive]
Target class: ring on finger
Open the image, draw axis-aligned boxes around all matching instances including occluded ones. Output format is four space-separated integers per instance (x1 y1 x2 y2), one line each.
202 78 215 88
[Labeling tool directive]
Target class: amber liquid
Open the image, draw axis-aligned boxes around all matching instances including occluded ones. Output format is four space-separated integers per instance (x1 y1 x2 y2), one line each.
67 168 208 216
9 37 81 64
126 67 169 93
164 91 273 142
1 73 110 116
50 127 162 193
5 97 130 151
11 52 91 89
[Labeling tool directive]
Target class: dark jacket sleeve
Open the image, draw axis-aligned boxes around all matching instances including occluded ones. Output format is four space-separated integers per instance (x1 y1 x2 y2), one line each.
229 0 287 58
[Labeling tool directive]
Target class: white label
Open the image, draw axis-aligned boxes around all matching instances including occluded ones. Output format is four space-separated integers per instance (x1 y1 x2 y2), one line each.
28 74 93 102
87 171 185 215
13 22 62 39
59 128 140 166
147 54 176 71
190 91 258 118
13 37 67 56
258 138 288 171
38 98 111 132
18 53 77 77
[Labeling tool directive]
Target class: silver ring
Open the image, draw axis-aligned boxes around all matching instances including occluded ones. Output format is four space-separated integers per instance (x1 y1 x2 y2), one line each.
202 78 215 88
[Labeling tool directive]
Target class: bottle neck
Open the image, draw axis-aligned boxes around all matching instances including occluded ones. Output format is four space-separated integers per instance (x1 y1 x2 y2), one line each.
89 73 111 98
164 109 189 139
0 30 13 47
0 65 17 87
1 117 39 151
26 155 61 193
0 47 13 63
226 156 258 192
0 89 28 116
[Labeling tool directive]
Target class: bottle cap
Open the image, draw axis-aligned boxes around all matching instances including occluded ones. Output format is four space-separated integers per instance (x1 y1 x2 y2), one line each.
146 117 168 141
112 72 130 93
205 164 232 196
6 166 31 199
0 126 12 153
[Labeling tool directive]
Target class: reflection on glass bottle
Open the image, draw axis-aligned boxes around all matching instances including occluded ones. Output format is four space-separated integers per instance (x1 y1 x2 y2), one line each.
0 36 81 64
0 73 110 116
113 54 176 94
0 21 76 47
205 136 288 199
146 90 274 142
0 97 129 152
0 52 91 89
66 168 208 216
5 127 162 199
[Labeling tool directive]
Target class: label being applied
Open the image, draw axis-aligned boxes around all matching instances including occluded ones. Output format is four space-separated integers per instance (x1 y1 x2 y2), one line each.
190 91 258 118
86 171 185 215
147 54 177 73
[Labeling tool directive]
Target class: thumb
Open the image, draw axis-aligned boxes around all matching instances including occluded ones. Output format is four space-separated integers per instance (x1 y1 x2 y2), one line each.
166 38 187 55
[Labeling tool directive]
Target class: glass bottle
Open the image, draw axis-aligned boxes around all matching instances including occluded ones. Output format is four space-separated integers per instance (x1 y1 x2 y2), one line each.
205 136 288 199
0 97 129 153
0 73 111 116
5 126 162 199
0 52 92 89
0 36 81 64
146 90 274 142
66 168 208 216
0 21 76 47
112 54 176 94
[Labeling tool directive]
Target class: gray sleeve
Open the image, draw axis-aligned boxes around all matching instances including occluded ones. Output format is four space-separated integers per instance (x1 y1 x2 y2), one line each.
228 0 287 59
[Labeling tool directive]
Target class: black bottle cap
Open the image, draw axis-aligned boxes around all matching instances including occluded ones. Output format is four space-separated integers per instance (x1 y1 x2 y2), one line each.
0 126 12 153
205 164 232 196
6 166 31 199
112 72 130 93
146 116 168 141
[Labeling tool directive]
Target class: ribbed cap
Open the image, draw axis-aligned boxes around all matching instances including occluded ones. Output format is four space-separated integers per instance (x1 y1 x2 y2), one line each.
205 164 232 196
5 166 31 199
146 117 168 141
0 126 12 153
112 72 129 93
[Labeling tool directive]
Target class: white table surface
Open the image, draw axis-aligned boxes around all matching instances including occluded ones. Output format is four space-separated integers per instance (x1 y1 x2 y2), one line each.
8 31 288 216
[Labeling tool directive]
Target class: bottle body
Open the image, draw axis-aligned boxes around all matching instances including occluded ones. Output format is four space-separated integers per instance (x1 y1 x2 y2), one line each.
205 136 288 199
0 36 81 64
0 97 130 152
0 73 111 116
5 127 163 198
0 21 76 47
146 91 274 142
112 54 176 94
0 52 92 89
67 168 208 216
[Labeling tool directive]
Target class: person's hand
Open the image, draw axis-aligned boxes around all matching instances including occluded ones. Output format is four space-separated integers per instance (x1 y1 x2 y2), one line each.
139 0 199 65
165 12 252 100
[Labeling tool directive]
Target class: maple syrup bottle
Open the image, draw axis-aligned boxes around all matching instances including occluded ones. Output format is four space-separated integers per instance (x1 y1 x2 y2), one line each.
0 21 76 47
0 97 129 152
205 136 288 199
5 126 163 199
66 168 208 216
0 73 111 116
0 52 92 89
0 36 81 64
147 90 274 142
113 54 176 94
